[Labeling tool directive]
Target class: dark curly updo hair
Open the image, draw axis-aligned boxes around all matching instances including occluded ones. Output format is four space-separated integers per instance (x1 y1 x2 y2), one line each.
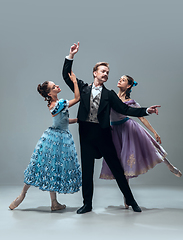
124 75 135 99
37 81 52 107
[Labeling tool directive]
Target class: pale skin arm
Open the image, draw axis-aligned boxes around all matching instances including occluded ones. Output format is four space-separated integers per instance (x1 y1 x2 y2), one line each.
138 116 161 143
69 118 78 124
68 71 80 108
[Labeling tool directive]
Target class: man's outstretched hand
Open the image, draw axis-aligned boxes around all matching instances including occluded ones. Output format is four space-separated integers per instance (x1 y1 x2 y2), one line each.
69 42 80 59
147 105 161 115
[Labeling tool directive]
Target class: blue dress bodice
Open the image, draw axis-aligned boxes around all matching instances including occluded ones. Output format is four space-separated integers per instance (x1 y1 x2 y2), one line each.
50 99 69 130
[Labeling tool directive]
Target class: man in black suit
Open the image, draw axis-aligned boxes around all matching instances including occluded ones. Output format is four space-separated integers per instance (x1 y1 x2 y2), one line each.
62 42 160 214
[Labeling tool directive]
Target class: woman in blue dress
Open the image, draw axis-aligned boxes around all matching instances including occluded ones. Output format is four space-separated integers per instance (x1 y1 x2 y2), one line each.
9 72 82 211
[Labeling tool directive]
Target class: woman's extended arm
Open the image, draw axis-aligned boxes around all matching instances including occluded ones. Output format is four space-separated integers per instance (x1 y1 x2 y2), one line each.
138 117 161 143
68 71 80 108
69 118 78 124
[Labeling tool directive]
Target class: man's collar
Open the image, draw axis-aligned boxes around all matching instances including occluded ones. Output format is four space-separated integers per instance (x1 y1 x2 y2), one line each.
92 83 103 91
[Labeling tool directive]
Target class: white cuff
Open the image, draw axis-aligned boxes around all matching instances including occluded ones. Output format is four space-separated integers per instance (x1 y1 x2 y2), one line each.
66 55 73 60
146 108 150 115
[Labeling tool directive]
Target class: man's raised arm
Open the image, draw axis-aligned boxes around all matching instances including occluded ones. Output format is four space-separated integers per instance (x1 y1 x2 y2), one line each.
62 42 80 92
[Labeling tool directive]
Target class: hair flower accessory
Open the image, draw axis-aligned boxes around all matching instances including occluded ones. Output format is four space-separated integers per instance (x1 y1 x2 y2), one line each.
133 81 138 87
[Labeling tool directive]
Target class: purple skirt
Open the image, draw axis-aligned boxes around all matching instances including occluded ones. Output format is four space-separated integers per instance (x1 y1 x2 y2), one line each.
100 119 167 179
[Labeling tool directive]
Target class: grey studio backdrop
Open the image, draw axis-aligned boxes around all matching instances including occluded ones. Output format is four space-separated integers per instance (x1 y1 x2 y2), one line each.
0 0 183 188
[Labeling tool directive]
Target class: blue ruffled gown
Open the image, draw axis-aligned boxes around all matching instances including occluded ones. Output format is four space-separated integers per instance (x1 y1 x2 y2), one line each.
24 99 82 193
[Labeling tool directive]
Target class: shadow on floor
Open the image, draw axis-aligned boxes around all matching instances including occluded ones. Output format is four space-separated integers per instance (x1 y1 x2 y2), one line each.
13 206 79 213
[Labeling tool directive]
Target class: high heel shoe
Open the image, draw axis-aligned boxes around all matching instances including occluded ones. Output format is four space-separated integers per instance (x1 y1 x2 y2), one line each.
51 200 66 211
9 192 27 210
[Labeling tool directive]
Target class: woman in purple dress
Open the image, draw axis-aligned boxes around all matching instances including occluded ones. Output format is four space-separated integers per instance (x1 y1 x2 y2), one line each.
100 75 182 208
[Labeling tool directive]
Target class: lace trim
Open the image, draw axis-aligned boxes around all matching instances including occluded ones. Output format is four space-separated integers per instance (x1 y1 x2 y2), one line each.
127 154 136 168
100 152 167 179
50 99 68 116
99 173 115 180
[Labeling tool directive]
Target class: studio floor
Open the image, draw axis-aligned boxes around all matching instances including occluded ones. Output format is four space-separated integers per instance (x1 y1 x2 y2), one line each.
1 184 183 240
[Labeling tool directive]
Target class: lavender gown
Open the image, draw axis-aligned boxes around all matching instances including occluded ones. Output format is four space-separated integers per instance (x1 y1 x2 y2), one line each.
100 99 167 179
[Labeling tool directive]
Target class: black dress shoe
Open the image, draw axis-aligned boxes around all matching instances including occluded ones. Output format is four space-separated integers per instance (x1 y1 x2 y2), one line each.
130 202 142 212
77 204 92 214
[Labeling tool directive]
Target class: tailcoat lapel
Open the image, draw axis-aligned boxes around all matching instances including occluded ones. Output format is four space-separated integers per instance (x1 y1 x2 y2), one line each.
81 84 92 110
98 86 108 115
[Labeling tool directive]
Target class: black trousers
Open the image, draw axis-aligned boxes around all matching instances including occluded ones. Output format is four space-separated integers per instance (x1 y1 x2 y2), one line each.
79 121 136 206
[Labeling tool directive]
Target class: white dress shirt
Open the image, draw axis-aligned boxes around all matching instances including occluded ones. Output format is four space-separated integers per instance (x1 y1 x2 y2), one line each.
92 84 103 98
